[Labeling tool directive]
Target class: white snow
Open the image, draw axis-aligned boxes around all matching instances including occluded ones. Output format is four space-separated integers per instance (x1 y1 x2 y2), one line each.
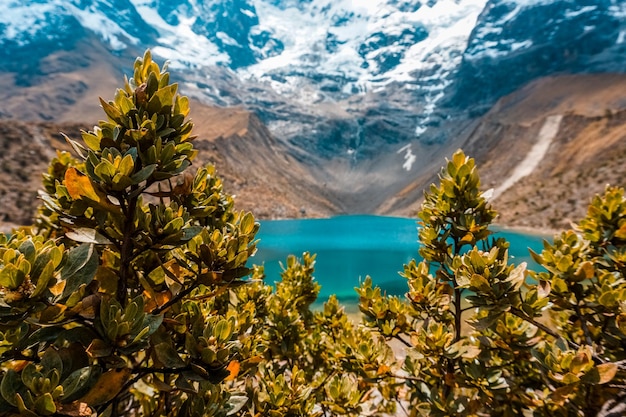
565 5 597 18
240 8 257 19
216 31 239 46
66 4 138 50
130 0 228 68
397 144 416 171
1 1 62 44
510 39 533 52
2 0 491 123
609 1 626 18
240 0 486 96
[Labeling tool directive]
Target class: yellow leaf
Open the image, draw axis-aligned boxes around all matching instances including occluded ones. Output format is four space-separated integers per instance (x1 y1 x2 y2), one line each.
78 368 131 406
549 385 575 405
143 289 172 311
64 168 119 212
49 280 66 297
594 363 618 384
65 167 102 202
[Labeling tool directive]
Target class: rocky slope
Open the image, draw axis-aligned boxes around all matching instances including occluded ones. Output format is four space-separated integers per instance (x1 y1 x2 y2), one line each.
0 102 338 232
3 72 626 235
475 74 626 232
1 0 626 233
383 73 626 232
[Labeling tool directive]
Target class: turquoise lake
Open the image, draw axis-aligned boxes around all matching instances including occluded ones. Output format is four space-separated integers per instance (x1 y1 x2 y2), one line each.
252 215 549 303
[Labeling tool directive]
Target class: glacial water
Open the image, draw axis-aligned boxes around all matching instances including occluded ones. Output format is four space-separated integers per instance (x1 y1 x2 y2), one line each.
252 215 549 303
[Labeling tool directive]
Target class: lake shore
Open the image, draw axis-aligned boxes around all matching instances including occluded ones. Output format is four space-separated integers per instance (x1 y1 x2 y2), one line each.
493 222 558 239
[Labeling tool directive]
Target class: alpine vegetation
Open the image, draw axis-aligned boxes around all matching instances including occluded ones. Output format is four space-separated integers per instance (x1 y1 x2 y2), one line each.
0 51 624 417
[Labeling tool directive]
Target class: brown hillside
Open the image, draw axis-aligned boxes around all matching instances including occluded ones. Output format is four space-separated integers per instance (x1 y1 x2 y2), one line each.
0 103 338 232
3 73 626 234
188 102 338 219
466 74 626 232
382 73 626 233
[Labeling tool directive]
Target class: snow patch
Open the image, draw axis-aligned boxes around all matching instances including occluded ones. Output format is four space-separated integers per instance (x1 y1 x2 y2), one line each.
510 39 533 52
240 0 486 104
240 8 257 18
216 31 239 46
565 5 597 18
397 144 416 172
0 2 63 44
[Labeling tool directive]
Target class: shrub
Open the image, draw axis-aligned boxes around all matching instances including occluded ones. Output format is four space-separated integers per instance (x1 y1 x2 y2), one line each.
359 150 626 416
1 50 624 417
0 51 395 417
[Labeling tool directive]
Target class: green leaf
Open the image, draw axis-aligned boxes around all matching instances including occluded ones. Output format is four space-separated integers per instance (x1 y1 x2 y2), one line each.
215 319 232 343
32 260 55 298
0 264 24 290
99 98 123 122
17 240 36 263
61 367 94 402
469 274 490 292
59 244 98 301
20 327 63 351
130 164 156 183
41 349 64 373
15 394 38 417
175 96 190 117
33 393 56 415
529 249 544 265
65 228 112 245
162 217 184 235
556 255 571 273
0 370 19 407
240 213 256 235
154 342 186 368
86 339 114 358
598 291 617 308
180 226 203 242
81 131 101 151
94 159 116 180
118 154 135 177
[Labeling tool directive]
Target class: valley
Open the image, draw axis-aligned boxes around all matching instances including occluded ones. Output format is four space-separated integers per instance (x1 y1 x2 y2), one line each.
2 73 626 235
1 0 626 235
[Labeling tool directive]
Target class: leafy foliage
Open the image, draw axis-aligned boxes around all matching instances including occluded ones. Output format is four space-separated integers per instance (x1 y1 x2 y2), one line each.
0 51 398 417
1 50 625 417
359 150 626 416
1 50 261 417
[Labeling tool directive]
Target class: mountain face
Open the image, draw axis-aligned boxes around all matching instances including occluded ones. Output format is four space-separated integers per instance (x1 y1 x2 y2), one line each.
2 1 624 147
452 0 626 111
1 0 625 221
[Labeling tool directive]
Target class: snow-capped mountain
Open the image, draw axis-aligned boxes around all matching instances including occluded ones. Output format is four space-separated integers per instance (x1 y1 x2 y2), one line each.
453 0 626 109
1 0 625 160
